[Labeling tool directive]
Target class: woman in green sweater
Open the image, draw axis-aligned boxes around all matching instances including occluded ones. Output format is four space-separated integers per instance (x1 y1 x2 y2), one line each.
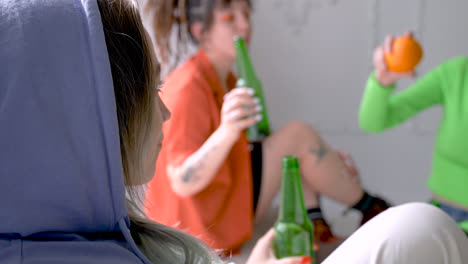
359 32 468 230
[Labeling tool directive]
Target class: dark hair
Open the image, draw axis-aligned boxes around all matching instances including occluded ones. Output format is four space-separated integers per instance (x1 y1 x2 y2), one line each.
97 0 220 263
153 0 251 64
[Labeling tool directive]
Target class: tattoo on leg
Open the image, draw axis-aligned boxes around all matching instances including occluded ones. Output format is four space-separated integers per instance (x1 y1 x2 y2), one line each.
309 142 327 164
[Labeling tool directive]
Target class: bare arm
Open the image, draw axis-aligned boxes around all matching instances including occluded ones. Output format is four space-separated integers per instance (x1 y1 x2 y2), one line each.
169 87 261 197
168 126 237 196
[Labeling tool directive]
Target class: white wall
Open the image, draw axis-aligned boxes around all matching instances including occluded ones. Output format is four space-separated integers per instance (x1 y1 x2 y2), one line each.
249 0 468 234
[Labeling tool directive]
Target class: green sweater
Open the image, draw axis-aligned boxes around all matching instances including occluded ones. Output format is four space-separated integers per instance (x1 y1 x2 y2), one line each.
360 57 468 207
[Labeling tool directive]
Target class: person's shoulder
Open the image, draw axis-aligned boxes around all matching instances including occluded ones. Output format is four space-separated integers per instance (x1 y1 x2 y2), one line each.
438 56 468 71
162 57 208 95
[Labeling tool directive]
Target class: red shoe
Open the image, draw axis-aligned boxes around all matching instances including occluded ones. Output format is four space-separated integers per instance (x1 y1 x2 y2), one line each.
360 197 391 226
312 218 342 243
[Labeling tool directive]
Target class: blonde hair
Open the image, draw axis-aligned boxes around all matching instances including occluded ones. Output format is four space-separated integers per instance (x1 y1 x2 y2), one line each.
97 0 221 263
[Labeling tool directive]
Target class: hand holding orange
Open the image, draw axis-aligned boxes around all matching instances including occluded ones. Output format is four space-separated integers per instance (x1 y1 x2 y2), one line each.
384 32 423 73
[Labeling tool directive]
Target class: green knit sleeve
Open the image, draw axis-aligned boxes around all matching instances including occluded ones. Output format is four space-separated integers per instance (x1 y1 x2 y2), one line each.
359 64 446 133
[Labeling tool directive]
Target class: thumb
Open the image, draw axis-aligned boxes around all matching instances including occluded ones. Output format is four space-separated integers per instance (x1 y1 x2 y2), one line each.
257 228 275 247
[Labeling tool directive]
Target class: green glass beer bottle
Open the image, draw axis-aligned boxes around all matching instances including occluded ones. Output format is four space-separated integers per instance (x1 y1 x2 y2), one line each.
233 36 271 142
273 156 316 263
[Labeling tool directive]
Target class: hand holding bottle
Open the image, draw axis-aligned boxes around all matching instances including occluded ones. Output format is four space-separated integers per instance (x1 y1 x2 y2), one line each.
219 87 262 141
246 229 313 264
234 37 271 141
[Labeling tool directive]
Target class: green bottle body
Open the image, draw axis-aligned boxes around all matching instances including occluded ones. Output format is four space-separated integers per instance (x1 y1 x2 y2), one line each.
233 37 271 142
273 156 316 263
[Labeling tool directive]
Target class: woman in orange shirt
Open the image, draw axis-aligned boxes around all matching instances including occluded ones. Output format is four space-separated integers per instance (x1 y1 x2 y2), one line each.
139 0 390 255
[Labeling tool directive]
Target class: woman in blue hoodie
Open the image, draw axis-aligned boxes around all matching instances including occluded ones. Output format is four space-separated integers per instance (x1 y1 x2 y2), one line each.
0 0 466 264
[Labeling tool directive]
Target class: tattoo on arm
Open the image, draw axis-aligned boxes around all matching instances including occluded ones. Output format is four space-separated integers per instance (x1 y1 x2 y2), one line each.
309 142 327 164
181 165 198 183
181 145 218 184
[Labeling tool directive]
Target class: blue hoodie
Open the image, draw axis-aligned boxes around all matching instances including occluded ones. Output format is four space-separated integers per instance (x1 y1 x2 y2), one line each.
0 0 152 263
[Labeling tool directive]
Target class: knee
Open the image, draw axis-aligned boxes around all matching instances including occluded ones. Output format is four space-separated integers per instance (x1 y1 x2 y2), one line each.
273 121 325 155
378 202 457 233
391 202 449 222
283 121 320 140
359 203 467 263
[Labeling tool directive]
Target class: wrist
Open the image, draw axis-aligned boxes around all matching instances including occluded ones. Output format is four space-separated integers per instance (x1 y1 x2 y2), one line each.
375 69 396 87
216 124 240 144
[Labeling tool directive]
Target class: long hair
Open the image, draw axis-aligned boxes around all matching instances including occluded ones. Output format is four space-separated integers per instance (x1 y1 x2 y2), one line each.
97 0 221 263
140 0 251 77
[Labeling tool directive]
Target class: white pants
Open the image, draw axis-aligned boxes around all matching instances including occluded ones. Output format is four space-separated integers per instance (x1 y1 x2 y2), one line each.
322 203 468 264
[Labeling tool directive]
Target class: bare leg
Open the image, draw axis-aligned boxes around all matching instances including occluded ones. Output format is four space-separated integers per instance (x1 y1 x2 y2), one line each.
254 121 364 222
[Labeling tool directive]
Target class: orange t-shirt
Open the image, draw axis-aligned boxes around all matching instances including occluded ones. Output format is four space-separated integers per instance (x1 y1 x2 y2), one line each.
145 50 254 253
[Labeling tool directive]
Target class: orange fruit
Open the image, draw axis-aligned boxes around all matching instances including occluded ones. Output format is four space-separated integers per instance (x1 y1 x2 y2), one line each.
384 35 423 72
